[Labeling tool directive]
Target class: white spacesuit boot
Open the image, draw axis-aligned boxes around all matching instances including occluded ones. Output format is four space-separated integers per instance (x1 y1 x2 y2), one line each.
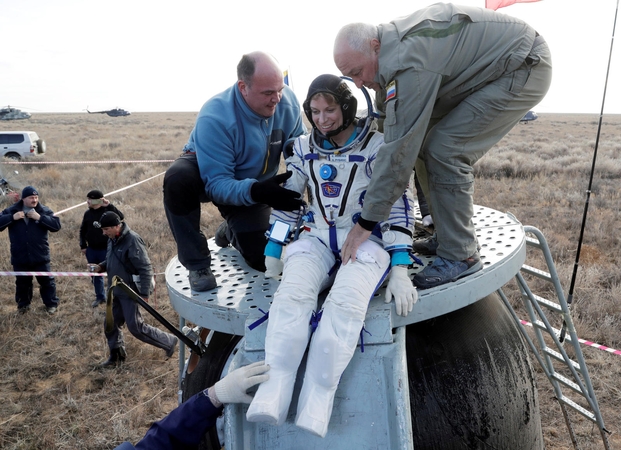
247 251 328 425
295 252 384 438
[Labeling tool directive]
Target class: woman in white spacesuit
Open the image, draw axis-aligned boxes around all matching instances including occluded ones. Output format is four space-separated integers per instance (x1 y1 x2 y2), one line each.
246 74 418 438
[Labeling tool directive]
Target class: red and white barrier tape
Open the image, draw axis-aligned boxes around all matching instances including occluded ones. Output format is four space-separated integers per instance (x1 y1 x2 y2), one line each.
0 270 165 278
54 171 166 215
520 320 621 357
2 160 174 165
0 271 105 277
0 271 163 306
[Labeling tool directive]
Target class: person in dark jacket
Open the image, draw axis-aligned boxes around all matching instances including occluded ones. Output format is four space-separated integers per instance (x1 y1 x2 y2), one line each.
91 211 178 368
0 186 62 314
114 361 270 450
79 189 124 307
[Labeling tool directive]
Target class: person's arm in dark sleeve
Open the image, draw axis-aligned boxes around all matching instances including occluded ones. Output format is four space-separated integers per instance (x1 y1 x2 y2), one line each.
120 361 269 450
37 207 61 232
0 207 13 231
134 390 223 450
79 213 88 249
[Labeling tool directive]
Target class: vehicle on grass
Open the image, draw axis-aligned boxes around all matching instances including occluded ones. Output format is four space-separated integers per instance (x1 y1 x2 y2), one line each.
0 131 46 160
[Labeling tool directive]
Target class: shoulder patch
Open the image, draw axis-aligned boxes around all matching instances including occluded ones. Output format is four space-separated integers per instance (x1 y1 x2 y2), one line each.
386 80 397 102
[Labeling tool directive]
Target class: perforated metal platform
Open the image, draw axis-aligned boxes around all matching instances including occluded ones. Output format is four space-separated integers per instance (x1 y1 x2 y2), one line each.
166 205 526 334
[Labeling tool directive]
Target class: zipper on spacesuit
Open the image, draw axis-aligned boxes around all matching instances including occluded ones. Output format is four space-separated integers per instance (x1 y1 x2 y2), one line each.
338 165 358 216
308 159 330 224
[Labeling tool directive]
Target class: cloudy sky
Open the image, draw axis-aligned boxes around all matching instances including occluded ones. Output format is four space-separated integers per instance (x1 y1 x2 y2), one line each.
1 0 620 114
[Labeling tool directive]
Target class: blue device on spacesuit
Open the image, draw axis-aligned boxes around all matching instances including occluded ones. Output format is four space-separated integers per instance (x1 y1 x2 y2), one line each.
319 164 337 181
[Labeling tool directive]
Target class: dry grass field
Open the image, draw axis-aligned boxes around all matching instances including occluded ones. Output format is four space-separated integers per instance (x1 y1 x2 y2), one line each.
0 112 620 449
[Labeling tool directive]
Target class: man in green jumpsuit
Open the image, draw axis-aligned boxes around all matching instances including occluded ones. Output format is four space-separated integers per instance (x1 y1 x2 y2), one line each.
333 3 552 288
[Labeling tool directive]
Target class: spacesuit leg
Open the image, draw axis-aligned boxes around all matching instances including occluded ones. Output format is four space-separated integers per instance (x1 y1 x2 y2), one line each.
295 240 389 437
247 237 333 425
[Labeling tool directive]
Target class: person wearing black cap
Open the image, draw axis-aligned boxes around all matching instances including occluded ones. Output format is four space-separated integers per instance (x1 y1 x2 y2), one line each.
90 211 178 367
0 186 62 314
79 189 124 307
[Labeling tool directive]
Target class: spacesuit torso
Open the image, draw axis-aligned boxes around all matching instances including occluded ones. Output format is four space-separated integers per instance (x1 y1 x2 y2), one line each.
271 122 415 253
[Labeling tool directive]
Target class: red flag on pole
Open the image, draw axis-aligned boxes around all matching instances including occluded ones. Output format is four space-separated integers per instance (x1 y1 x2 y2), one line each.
485 0 541 10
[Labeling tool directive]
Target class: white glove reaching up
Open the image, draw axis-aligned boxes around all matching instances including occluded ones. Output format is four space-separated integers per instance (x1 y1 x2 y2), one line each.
422 215 434 228
385 266 418 316
264 256 284 279
213 361 270 404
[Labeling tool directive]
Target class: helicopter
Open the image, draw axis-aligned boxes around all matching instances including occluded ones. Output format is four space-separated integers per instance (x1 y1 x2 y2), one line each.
0 106 31 121
86 107 131 117
519 110 538 124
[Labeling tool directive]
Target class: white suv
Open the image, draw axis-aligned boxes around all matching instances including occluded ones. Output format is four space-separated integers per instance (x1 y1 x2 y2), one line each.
0 131 46 160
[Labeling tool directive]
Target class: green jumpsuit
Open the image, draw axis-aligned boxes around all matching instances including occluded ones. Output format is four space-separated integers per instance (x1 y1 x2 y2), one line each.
364 3 552 262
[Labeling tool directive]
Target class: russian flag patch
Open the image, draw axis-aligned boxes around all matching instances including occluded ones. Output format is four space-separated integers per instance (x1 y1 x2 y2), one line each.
385 80 397 102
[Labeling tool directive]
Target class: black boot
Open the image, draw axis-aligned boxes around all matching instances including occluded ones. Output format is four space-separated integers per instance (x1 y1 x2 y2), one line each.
99 346 127 368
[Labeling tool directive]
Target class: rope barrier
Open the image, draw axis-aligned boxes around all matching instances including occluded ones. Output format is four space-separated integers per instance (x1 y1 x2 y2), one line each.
54 171 165 215
520 320 621 357
2 160 174 165
0 270 165 277
0 271 105 277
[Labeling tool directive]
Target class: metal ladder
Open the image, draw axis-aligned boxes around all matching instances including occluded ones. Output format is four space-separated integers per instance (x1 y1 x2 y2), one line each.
497 225 611 450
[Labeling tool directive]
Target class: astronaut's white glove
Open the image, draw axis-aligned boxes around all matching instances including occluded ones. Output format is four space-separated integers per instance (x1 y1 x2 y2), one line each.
213 361 270 404
264 256 284 279
422 214 434 228
385 266 418 316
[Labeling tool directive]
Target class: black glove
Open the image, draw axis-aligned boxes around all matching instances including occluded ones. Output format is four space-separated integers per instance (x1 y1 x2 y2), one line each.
250 171 304 211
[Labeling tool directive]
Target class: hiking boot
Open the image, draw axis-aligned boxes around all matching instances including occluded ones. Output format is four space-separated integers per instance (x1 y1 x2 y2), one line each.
214 221 230 248
99 347 127 368
18 305 30 314
413 252 483 290
413 234 439 255
46 306 58 315
189 267 217 292
91 298 106 308
166 337 179 358
413 235 480 256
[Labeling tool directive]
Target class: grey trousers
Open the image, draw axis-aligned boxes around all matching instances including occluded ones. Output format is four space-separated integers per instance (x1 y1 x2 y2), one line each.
104 293 176 353
416 41 553 261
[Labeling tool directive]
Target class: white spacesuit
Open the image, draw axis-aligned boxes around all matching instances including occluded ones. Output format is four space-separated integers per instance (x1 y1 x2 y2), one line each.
246 75 417 438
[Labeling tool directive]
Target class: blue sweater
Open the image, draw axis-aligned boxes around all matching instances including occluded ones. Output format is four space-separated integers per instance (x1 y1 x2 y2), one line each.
183 83 305 206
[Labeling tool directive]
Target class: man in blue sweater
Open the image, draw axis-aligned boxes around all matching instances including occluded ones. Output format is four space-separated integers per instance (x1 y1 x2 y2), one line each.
163 51 306 292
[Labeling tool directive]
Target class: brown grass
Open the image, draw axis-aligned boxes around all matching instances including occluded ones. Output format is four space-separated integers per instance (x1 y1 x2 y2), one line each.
1 112 620 449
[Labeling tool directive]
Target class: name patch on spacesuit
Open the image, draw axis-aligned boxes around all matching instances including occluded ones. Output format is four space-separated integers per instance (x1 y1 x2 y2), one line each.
329 155 349 163
321 182 342 197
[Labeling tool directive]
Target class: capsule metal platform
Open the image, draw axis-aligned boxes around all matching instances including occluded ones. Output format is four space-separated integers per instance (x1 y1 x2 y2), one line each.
166 205 532 450
166 205 526 334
